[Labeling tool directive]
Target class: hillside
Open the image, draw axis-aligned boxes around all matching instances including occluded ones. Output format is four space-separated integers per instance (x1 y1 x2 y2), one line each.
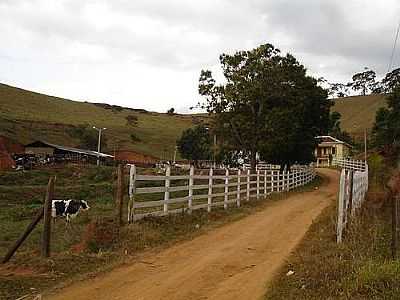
0 83 387 158
0 83 208 159
332 94 387 139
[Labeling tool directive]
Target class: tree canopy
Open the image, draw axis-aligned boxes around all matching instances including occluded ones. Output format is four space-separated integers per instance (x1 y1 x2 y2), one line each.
372 85 400 158
176 125 212 166
199 43 332 169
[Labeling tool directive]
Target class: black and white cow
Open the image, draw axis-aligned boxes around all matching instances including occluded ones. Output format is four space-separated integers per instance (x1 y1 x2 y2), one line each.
52 199 90 222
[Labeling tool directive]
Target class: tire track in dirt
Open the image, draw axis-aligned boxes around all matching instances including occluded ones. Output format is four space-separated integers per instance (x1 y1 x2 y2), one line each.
47 169 339 300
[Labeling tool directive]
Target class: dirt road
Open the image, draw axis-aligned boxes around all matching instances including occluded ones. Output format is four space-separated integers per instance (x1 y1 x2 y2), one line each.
48 169 339 300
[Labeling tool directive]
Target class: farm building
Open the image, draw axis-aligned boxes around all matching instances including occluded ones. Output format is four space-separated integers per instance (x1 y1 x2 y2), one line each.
315 135 351 167
24 140 114 163
0 135 24 170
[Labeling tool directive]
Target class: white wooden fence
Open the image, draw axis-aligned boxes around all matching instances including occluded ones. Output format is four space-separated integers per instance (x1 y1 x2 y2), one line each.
332 157 367 172
336 159 369 243
127 165 316 222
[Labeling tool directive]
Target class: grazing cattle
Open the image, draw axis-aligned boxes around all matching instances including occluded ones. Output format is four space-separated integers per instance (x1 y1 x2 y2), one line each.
52 199 90 222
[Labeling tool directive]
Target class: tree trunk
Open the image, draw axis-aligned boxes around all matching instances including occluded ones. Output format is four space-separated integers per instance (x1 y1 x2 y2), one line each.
250 151 257 170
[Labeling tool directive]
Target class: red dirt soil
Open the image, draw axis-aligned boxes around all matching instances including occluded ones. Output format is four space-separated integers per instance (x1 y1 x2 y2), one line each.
113 150 158 164
0 135 24 170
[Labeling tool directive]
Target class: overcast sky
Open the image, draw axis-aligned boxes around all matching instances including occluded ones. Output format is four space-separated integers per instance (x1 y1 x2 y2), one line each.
1 0 399 113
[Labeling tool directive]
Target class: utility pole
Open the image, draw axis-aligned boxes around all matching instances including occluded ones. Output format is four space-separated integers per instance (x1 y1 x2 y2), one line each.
173 146 177 165
364 128 367 162
213 134 217 169
93 126 107 166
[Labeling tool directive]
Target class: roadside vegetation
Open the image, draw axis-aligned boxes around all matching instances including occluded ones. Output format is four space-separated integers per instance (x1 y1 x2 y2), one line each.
266 157 398 299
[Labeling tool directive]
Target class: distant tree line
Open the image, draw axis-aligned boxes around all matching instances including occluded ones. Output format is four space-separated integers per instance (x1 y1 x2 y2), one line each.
324 67 400 98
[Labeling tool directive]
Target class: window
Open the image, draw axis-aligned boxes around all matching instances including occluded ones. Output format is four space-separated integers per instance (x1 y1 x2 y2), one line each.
332 147 336 155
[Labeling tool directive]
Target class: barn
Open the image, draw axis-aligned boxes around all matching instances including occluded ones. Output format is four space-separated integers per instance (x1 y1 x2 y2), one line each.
24 140 114 163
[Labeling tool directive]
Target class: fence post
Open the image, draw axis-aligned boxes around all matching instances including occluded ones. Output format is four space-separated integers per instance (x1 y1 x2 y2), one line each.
2 208 44 263
208 168 213 212
337 169 346 243
224 169 229 210
237 169 241 207
348 170 354 216
41 176 55 258
188 165 194 214
271 170 275 192
246 169 250 201
164 165 170 213
256 170 260 199
115 164 124 227
128 164 136 223
264 170 267 195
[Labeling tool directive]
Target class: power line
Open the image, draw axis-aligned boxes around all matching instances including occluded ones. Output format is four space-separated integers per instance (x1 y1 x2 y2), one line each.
387 18 400 74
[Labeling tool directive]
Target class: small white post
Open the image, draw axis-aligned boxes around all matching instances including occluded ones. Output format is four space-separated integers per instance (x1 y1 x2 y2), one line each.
237 169 241 207
246 169 250 201
128 164 136 223
188 165 194 214
164 165 170 213
256 170 260 199
208 168 213 212
271 170 275 192
264 170 267 195
224 169 229 210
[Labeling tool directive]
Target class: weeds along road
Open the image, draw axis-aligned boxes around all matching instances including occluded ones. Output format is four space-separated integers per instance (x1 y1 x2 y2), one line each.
47 169 339 300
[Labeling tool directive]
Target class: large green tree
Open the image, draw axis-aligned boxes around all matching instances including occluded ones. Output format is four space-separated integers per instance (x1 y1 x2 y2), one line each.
199 43 331 170
372 85 400 157
350 68 376 96
176 125 212 166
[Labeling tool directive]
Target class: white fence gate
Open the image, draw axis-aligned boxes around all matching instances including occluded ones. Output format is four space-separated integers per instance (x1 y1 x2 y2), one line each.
127 165 316 222
336 159 369 243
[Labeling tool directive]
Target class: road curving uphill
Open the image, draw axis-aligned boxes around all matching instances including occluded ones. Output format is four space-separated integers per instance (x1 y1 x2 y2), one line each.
48 168 339 300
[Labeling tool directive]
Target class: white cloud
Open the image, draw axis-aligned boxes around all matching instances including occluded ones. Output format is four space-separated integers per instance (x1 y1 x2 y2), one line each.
0 0 400 113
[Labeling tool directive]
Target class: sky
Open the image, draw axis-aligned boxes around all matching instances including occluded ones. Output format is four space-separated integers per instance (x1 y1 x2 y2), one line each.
1 0 400 113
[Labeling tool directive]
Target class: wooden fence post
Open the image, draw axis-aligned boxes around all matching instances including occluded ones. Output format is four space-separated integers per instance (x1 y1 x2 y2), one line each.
41 176 55 258
256 170 260 199
237 169 241 207
188 166 194 214
208 168 213 212
3 208 44 263
246 169 250 201
115 164 124 227
128 164 136 223
164 165 170 213
348 170 354 216
337 169 346 243
224 169 229 210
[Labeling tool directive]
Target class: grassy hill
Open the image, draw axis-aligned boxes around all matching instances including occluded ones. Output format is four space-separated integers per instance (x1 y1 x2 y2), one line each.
0 83 388 157
332 94 387 139
0 83 208 159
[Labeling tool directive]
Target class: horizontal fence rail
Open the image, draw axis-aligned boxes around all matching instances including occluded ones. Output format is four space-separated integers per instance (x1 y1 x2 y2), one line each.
127 164 316 222
336 159 369 243
332 157 367 172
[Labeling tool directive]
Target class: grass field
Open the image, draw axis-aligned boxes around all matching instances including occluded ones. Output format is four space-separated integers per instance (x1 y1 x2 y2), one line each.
0 83 209 159
332 94 387 139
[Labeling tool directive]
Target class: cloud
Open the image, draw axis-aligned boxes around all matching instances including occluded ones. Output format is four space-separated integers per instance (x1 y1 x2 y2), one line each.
0 0 400 112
